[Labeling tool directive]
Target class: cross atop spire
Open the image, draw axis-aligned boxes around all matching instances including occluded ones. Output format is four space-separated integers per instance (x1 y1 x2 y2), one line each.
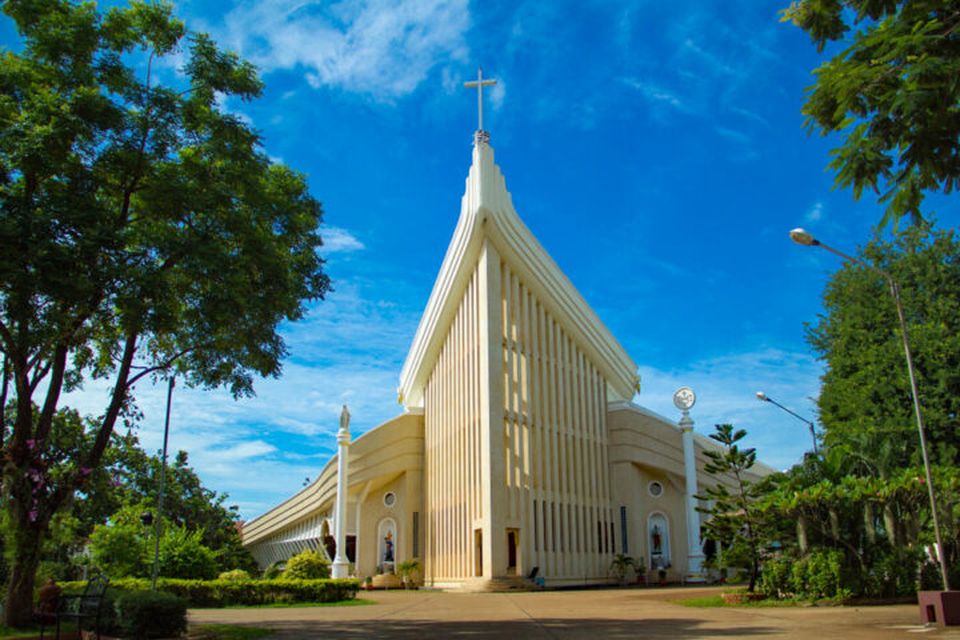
464 66 496 144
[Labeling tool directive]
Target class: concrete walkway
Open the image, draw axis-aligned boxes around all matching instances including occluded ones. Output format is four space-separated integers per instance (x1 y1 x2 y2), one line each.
189 586 960 639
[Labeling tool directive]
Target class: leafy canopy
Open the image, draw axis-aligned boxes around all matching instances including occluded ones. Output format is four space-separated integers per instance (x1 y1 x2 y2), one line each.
0 0 328 626
782 1 960 227
806 225 960 470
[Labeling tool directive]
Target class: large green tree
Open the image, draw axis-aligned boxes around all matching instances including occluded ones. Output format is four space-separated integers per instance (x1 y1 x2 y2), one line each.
782 0 960 226
0 0 329 625
806 226 960 469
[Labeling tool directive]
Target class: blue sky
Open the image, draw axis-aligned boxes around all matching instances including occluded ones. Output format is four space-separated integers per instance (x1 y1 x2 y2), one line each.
4 0 957 519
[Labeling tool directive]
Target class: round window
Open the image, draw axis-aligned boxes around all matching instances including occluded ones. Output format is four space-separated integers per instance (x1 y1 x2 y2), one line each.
383 491 397 507
648 481 664 498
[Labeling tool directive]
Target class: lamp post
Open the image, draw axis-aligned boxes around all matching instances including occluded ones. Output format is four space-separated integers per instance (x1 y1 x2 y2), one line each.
789 227 951 592
151 376 175 591
755 391 819 456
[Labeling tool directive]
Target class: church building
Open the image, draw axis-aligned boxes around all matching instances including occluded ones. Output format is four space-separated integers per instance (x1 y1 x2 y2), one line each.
241 94 772 588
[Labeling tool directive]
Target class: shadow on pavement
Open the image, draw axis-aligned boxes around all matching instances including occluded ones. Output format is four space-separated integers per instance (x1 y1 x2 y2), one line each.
252 617 777 639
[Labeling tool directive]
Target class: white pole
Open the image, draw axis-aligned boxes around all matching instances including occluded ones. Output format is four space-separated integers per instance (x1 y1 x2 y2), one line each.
332 405 351 579
681 411 706 582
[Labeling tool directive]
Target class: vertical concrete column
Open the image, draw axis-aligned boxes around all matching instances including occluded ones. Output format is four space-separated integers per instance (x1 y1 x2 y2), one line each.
332 405 351 579
478 238 505 578
680 412 705 582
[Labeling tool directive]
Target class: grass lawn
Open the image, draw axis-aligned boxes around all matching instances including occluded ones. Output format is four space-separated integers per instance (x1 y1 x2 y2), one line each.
189 623 272 639
674 595 805 608
223 598 375 609
0 625 41 640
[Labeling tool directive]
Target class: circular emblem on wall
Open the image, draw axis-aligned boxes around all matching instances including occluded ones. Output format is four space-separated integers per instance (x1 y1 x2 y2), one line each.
648 481 664 498
383 491 397 508
672 386 696 411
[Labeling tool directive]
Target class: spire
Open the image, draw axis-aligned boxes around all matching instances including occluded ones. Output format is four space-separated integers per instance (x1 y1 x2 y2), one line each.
464 66 496 144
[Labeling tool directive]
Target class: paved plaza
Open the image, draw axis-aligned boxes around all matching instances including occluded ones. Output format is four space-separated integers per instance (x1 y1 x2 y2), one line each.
189 586 960 639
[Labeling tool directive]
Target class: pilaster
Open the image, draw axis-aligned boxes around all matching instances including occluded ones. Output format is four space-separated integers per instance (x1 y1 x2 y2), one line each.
477 238 505 578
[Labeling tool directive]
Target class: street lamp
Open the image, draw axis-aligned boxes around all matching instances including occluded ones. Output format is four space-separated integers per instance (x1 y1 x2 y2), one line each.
151 376 175 591
756 391 818 456
789 227 951 592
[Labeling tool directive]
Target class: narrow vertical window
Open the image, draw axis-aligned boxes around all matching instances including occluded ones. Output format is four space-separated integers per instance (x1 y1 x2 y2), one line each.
412 512 420 558
620 506 628 554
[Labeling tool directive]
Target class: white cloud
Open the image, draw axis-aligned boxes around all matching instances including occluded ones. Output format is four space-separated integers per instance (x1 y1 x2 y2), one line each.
805 201 824 223
682 38 741 79
322 226 365 253
621 77 692 115
636 347 823 471
715 126 751 145
489 81 506 111
219 0 471 100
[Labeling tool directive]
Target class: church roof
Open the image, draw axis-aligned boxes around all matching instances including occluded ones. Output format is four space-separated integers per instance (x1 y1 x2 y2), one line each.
398 138 639 408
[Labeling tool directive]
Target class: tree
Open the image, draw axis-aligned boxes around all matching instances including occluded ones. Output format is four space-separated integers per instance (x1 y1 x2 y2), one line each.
806 226 960 469
0 1 329 625
697 424 774 592
782 1 960 227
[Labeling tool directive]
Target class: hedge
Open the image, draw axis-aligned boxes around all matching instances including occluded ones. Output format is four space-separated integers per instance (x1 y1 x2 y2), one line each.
112 590 188 639
61 577 360 608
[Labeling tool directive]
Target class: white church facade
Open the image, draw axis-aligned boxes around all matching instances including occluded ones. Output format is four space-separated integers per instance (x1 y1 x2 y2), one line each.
241 124 772 589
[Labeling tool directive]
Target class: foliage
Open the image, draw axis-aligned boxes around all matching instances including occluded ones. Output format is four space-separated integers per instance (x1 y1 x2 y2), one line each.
157 526 219 580
791 548 848 600
760 549 850 601
283 549 331 580
263 561 284 580
608 554 636 583
87 504 220 579
218 569 252 581
88 504 150 578
0 0 328 623
111 590 187 640
782 1 960 227
807 227 960 471
697 424 774 592
62 577 361 607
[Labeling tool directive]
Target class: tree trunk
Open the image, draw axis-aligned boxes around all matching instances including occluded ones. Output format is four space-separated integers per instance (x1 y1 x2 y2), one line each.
3 515 44 628
829 509 840 541
883 504 898 547
797 515 809 553
864 503 876 545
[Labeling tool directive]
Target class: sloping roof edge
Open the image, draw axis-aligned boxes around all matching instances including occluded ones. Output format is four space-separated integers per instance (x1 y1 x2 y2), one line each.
398 142 639 408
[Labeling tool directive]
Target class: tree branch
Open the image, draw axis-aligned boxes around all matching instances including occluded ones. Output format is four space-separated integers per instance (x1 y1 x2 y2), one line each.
0 353 9 449
34 344 68 448
126 345 198 387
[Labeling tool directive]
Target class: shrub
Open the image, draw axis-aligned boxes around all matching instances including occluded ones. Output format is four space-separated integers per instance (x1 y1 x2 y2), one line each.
60 577 360 608
757 556 794 598
158 527 219 579
865 547 921 597
782 548 846 600
263 561 284 579
218 569 252 581
284 549 330 580
112 590 187 639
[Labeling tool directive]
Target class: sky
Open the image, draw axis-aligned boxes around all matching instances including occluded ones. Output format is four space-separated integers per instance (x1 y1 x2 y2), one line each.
3 0 957 520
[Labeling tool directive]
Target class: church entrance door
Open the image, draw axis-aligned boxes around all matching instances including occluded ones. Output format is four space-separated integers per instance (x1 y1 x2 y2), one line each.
507 529 519 575
474 529 483 577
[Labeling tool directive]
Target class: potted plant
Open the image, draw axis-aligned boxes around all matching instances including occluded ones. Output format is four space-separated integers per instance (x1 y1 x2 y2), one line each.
634 558 647 586
397 559 421 589
363 576 373 591
609 554 636 586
